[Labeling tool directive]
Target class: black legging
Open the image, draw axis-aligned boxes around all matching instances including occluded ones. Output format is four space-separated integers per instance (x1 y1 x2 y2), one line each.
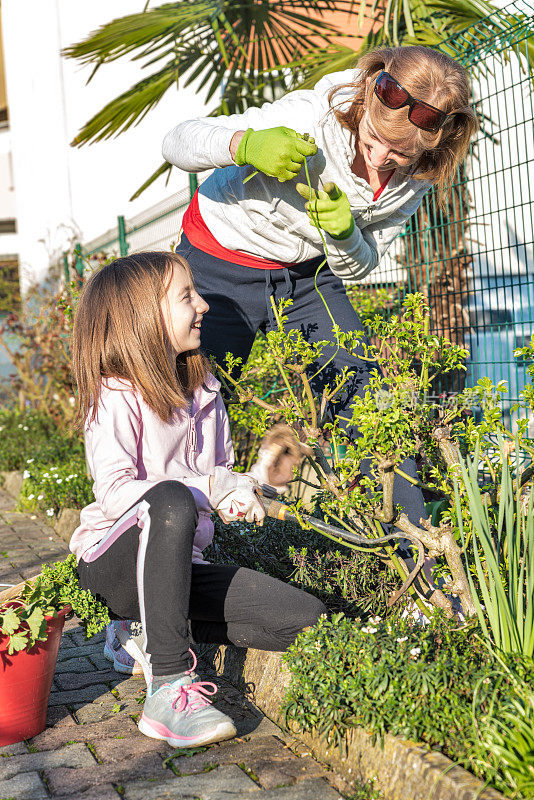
77 481 326 676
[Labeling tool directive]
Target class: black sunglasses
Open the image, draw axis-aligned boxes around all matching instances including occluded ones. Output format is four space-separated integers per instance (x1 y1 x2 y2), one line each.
373 71 448 133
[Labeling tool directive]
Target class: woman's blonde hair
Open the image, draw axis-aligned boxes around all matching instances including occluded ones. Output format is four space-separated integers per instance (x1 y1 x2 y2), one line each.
329 45 479 206
72 251 209 428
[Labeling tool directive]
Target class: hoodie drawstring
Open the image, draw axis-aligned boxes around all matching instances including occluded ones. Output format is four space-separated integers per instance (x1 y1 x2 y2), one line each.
265 268 292 330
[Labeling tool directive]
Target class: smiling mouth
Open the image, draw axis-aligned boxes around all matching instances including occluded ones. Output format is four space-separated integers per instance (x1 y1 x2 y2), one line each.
191 321 202 330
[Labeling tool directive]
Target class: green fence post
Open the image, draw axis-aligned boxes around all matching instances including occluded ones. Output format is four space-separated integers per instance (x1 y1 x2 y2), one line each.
62 252 69 284
189 173 198 200
74 243 84 279
118 215 129 257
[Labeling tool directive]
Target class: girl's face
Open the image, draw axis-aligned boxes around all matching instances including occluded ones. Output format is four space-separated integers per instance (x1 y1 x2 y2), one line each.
160 264 209 355
358 110 424 172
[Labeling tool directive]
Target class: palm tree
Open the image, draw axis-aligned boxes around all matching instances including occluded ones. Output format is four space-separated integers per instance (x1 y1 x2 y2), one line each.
64 0 534 198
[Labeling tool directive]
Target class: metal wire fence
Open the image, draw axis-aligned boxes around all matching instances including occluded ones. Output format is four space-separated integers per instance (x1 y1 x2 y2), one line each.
80 1 534 429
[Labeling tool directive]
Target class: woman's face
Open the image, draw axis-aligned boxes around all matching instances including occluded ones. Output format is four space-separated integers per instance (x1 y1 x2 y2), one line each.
358 110 424 172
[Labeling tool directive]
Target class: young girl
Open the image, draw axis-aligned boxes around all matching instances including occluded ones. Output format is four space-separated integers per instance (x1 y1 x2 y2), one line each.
70 251 326 747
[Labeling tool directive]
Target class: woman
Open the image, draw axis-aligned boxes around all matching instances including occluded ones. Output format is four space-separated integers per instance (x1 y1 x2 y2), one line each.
161 45 478 533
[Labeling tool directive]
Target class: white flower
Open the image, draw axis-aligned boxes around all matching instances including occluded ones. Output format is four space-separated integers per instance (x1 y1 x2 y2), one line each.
53 474 59 479
369 616 382 625
26 458 34 464
69 396 75 407
410 647 421 657
0 426 3 431
38 495 44 500
396 636 408 643
22 470 30 479
28 494 34 500
361 626 377 634
46 509 54 517
56 479 62 484
17 423 23 428
23 426 28 431
43 473 49 478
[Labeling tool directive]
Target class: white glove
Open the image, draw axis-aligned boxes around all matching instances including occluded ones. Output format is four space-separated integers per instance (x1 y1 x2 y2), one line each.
216 488 265 524
247 424 311 494
209 467 265 524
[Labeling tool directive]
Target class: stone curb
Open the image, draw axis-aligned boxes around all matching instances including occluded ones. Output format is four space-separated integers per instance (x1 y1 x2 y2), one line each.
1 470 507 800
199 645 506 800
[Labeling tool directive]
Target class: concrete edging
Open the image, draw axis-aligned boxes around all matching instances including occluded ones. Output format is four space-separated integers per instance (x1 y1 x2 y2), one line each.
1 469 507 800
199 644 506 800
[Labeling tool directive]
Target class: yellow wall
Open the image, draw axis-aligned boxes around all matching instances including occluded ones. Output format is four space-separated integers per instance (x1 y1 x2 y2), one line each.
0 10 7 116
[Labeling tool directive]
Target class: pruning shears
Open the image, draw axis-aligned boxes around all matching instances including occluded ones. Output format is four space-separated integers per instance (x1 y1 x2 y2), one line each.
256 484 425 607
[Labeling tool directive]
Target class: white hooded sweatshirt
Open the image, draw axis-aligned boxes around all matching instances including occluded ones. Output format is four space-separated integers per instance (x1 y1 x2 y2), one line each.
162 69 433 283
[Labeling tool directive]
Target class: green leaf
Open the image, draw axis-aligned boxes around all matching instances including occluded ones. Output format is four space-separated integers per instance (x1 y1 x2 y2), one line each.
0 608 22 636
25 607 47 641
8 630 29 655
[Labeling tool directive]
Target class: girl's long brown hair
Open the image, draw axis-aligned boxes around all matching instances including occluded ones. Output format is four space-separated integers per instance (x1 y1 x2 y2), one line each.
72 251 209 428
328 46 479 207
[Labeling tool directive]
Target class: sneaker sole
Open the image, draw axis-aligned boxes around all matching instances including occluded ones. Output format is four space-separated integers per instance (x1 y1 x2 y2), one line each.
138 714 237 747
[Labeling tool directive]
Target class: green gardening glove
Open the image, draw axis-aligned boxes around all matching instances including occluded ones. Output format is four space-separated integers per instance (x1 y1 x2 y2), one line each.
235 127 317 182
295 181 355 240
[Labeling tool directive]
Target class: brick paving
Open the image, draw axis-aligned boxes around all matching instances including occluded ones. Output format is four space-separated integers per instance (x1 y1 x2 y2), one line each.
0 487 351 800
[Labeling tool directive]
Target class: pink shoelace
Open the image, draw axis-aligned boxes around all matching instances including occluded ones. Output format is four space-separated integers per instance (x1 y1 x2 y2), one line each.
168 648 218 716
171 680 218 715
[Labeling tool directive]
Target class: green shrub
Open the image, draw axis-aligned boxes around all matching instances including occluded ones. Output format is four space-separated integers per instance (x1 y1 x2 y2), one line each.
0 410 84 472
282 613 533 797
0 555 109 653
18 456 93 515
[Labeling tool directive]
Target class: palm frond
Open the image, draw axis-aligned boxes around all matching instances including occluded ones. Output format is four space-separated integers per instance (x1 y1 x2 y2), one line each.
129 161 172 201
64 0 534 197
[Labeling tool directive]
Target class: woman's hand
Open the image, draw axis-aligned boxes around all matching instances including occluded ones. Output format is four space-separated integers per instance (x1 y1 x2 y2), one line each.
247 424 311 494
235 127 317 182
296 182 355 240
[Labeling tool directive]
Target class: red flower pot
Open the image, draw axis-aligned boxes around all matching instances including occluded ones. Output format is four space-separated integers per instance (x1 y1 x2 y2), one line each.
0 607 70 745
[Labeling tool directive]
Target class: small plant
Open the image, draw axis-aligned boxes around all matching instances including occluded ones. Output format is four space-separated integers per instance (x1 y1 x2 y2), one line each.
18 456 93 515
454 432 534 658
282 613 533 797
0 285 76 422
0 555 109 654
479 677 534 797
0 410 85 472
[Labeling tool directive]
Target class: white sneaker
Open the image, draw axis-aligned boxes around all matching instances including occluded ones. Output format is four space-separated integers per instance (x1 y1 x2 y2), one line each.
138 652 236 747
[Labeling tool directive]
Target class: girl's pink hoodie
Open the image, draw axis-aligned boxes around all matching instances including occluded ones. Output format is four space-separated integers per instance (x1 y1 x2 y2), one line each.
70 374 234 563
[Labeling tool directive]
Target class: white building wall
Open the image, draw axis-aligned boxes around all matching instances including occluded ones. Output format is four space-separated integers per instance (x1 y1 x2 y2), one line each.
1 0 211 292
